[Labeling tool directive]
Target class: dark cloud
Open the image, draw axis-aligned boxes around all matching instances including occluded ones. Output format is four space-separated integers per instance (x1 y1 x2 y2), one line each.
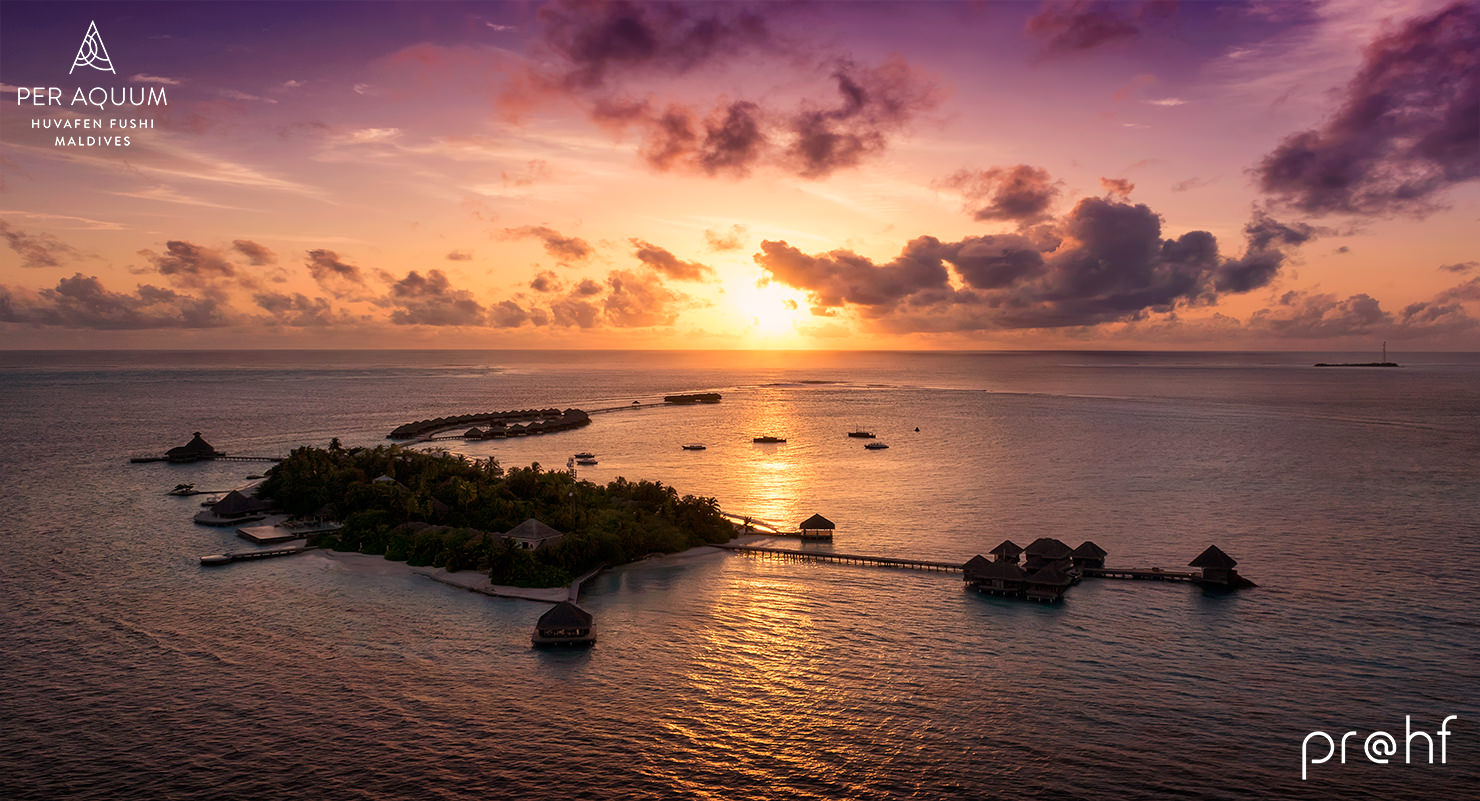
1249 288 1478 340
530 3 937 180
446 250 473 261
139 241 236 287
305 249 365 295
529 270 562 292
1 221 82 268
253 292 338 326
504 225 593 262
1026 1 1167 55
536 0 772 90
1213 211 1317 293
631 239 714 280
705 224 748 251
1439 261 1477 274
785 58 938 179
0 274 228 329
939 165 1062 223
232 239 276 266
754 237 951 309
755 198 1310 331
1254 2 1480 215
603 269 688 326
1100 177 1134 198
385 269 486 326
574 278 603 296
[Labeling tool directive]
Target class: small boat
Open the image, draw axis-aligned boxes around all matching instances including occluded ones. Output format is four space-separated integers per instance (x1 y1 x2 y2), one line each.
573 452 595 459
245 474 265 480
752 436 786 443
865 442 889 450
199 554 232 566
167 483 195 496
576 457 598 466
681 443 707 451
847 427 876 439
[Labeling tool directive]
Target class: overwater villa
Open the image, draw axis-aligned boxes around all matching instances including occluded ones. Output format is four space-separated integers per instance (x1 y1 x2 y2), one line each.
798 514 836 540
166 432 220 463
1189 545 1256 588
505 518 564 550
964 555 1029 596
1022 537 1074 572
192 489 272 526
1070 541 1108 570
989 539 1023 563
1023 563 1074 603
532 601 595 647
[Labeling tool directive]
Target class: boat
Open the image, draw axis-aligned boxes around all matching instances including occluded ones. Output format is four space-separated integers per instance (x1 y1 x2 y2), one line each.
847 427 876 439
752 436 786 443
573 452 595 459
576 457 598 466
681 443 707 451
199 554 232 566
865 442 889 450
167 483 195 496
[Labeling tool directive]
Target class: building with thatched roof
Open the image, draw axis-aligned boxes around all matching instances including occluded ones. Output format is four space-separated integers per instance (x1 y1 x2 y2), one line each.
1024 563 1073 603
989 539 1023 563
1190 545 1242 585
505 518 564 550
532 601 594 646
966 558 1029 597
166 432 220 463
1023 537 1073 572
192 489 271 526
463 427 485 440
1071 541 1108 570
963 554 993 582
799 513 835 540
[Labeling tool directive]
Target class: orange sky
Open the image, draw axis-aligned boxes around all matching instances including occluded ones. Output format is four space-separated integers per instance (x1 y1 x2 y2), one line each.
2 0 1477 349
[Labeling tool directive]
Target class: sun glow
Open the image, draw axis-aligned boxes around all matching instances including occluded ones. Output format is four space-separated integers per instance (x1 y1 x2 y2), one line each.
727 280 807 339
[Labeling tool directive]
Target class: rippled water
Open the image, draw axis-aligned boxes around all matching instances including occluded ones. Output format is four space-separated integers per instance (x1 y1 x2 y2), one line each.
2 350 1477 799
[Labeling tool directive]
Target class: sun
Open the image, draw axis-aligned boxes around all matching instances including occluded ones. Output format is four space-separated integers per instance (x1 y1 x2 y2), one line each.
728 280 806 337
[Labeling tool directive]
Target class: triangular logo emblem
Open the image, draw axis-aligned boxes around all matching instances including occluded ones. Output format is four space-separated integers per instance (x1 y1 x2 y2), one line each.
69 20 116 75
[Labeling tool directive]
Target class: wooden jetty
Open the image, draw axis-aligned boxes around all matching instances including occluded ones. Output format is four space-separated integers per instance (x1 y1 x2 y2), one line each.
712 543 962 573
1082 567 1199 582
199 545 313 566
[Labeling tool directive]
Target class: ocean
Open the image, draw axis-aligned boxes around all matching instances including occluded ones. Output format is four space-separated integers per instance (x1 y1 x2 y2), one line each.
1 350 1476 800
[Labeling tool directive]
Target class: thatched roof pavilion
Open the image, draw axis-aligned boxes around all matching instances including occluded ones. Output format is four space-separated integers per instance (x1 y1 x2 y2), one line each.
1023 537 1073 570
1190 545 1237 569
963 554 993 582
989 539 1023 563
505 518 564 550
210 490 270 518
166 432 219 462
533 601 594 646
799 513 835 539
1190 545 1246 586
1024 563 1072 602
1071 540 1108 569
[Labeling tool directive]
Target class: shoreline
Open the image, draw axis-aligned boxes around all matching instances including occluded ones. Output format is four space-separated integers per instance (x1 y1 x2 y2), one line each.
308 533 775 604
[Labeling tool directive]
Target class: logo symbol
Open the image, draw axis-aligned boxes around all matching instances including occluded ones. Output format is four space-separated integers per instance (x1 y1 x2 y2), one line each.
69 20 116 75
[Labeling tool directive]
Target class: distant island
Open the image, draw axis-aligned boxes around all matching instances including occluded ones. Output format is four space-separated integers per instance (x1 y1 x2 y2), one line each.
1313 362 1400 368
257 444 734 587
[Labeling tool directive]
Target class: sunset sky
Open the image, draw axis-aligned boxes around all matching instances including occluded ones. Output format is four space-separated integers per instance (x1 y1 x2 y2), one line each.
1 0 1476 349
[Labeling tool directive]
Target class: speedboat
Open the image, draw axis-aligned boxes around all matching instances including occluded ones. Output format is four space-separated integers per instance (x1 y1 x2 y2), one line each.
752 436 786 443
865 442 889 450
573 452 595 459
576 457 598 465
681 443 707 451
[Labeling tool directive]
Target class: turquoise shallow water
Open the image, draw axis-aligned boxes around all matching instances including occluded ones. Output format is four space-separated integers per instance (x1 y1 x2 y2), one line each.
1 350 1477 799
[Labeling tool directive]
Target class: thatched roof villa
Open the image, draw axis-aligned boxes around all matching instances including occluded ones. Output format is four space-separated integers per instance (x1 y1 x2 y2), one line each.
532 601 595 646
505 518 564 550
989 539 1023 563
1070 541 1108 570
166 432 220 463
799 513 835 540
1023 537 1073 571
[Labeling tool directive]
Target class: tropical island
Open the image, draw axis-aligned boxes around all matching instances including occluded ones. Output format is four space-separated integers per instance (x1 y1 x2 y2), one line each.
257 443 734 587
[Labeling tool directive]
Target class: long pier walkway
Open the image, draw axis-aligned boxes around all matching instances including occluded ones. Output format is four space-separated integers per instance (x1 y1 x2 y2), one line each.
711 543 963 573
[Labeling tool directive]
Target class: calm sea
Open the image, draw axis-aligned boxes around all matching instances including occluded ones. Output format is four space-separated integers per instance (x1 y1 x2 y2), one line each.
1 350 1477 800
